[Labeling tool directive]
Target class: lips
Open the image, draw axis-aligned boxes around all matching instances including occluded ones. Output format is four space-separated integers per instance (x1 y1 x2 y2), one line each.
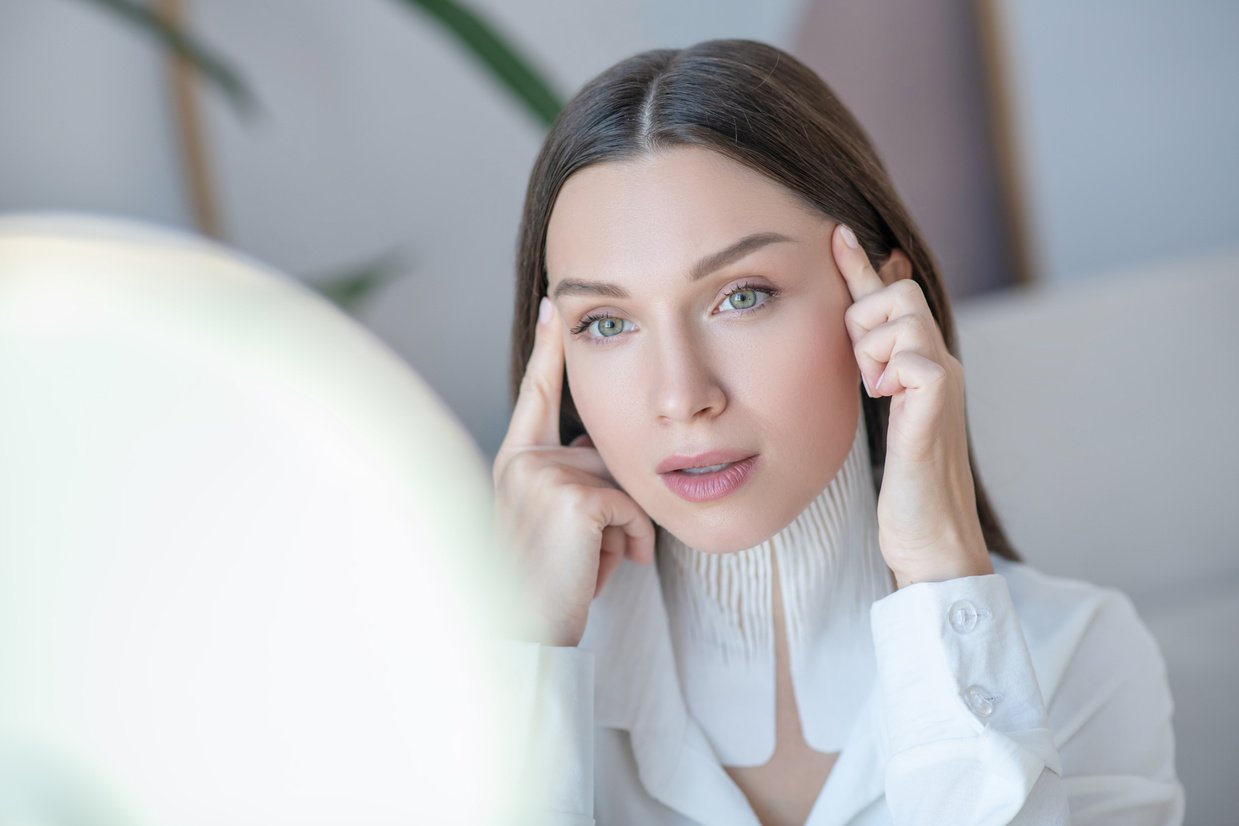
656 449 756 475
659 454 760 503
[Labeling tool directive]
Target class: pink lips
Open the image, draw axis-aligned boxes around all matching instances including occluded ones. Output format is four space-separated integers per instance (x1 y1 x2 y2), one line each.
656 449 754 474
658 454 759 503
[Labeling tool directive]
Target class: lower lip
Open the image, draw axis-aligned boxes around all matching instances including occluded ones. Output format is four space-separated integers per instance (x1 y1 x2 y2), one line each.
659 455 759 503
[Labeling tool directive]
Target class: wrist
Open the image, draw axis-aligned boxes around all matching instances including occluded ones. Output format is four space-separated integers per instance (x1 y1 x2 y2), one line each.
893 554 994 589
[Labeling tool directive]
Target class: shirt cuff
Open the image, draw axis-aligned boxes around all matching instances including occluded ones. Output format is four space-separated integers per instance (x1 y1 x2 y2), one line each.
869 573 1060 774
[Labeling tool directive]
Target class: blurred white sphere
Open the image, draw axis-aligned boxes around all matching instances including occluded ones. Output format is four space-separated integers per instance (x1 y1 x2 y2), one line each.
0 213 521 825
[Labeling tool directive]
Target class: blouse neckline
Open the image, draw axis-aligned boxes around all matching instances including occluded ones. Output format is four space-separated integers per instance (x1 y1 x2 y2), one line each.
578 408 895 824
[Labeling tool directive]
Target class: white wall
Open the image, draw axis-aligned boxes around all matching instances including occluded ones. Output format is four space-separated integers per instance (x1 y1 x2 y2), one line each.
2 0 192 227
993 0 1239 284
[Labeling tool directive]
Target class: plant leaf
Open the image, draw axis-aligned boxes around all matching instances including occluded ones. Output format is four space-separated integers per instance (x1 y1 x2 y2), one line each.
393 0 563 127
310 249 408 314
75 0 259 118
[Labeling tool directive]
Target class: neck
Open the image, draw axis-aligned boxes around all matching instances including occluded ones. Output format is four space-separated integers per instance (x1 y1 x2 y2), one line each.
653 410 893 761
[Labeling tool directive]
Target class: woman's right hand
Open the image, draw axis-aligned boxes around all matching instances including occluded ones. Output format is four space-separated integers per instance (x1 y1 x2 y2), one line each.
493 297 656 647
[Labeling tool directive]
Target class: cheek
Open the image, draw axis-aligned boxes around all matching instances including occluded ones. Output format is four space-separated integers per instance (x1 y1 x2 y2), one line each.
564 352 649 491
755 306 859 454
760 304 855 398
565 350 634 447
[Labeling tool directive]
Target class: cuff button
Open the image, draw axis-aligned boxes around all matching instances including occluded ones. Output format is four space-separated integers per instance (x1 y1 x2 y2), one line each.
948 599 979 633
964 685 1000 718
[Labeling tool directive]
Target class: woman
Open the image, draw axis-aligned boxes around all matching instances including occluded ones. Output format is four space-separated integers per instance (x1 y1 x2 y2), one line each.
493 39 1183 825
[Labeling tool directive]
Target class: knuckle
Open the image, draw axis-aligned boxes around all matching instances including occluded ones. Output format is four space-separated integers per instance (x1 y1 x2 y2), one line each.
900 311 922 328
545 462 578 489
843 302 865 330
897 313 925 337
492 448 522 490
503 448 530 475
557 482 592 512
895 278 922 299
516 452 574 488
506 450 545 485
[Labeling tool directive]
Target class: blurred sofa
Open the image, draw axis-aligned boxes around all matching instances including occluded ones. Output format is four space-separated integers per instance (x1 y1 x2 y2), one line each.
953 246 1239 824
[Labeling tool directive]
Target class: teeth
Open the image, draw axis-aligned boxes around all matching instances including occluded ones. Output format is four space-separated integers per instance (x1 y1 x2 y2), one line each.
681 462 730 474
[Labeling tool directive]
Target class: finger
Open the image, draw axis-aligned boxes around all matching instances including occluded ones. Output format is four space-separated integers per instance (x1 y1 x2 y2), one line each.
522 445 618 487
853 314 944 398
592 487 656 566
597 510 651 594
626 528 655 566
594 547 624 597
566 433 619 487
598 523 626 556
502 297 566 449
595 524 626 598
842 277 932 343
833 223 885 302
870 349 950 400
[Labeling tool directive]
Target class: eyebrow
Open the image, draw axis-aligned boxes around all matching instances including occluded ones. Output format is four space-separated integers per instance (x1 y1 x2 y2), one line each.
550 231 795 299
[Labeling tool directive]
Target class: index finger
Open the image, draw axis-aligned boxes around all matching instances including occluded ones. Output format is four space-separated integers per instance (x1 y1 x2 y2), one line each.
502 296 566 448
832 223 885 302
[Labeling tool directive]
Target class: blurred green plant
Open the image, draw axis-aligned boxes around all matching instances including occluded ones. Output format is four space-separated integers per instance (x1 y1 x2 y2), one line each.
395 0 563 128
312 247 409 310
73 0 564 313
78 0 260 117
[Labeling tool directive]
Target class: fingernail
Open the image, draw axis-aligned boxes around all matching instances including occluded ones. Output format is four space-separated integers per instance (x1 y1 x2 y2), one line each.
840 224 859 249
861 372 873 398
538 296 552 325
874 367 887 393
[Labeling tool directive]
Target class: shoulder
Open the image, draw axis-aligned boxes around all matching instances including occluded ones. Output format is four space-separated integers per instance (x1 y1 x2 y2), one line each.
991 556 1168 705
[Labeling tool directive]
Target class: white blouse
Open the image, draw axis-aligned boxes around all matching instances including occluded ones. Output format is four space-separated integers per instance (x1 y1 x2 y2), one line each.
498 417 1184 824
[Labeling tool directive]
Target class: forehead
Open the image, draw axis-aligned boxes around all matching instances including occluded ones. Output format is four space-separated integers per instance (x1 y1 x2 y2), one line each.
545 147 823 283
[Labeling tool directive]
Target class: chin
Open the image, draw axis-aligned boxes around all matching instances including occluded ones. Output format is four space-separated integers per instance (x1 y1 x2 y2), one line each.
653 510 785 554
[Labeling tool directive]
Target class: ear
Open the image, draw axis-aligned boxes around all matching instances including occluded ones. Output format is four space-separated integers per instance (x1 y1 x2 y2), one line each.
877 248 913 287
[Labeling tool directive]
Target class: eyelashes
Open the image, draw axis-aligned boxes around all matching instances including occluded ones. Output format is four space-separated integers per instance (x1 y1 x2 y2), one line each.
568 282 780 345
569 313 631 341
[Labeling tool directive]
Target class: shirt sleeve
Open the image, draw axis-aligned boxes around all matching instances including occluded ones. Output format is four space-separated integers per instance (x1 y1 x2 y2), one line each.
495 639 597 826
869 572 1183 826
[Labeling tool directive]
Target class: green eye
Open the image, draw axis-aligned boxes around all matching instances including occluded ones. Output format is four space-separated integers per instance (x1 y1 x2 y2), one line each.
568 312 631 341
728 289 758 310
597 317 623 337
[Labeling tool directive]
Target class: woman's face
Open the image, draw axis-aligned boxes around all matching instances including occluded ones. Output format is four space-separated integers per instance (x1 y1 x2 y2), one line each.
545 146 864 553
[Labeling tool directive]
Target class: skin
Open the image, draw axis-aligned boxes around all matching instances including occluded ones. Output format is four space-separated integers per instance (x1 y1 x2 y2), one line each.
546 147 873 554
495 145 994 821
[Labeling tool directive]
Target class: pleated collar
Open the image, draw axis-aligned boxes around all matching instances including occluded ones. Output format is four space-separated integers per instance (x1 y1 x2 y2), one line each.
578 411 894 824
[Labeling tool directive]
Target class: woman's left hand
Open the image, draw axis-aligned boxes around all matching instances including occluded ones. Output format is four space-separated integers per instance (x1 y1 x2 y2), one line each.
833 223 993 589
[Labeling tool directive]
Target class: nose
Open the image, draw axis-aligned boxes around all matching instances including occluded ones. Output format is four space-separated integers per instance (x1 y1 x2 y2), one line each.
652 327 727 425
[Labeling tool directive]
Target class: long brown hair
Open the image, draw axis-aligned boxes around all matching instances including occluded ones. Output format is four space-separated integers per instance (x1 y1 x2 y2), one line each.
509 39 1019 562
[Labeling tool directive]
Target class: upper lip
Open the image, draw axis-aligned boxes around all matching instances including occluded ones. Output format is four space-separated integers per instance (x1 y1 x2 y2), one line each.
657 449 755 474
